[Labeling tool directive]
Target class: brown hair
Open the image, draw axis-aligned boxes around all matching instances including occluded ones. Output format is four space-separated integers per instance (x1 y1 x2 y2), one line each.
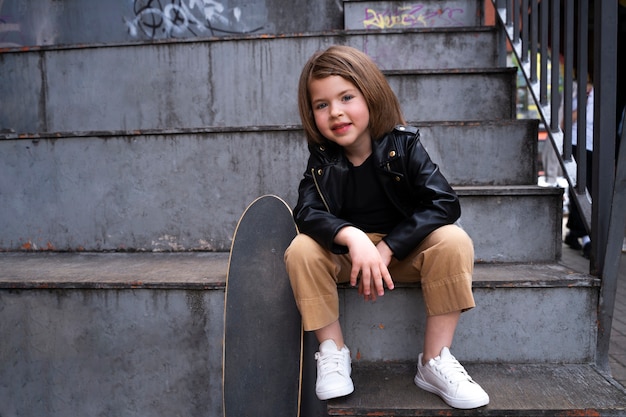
297 45 406 145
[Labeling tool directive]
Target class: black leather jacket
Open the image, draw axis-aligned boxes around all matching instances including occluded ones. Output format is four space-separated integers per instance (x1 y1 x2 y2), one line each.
293 125 460 260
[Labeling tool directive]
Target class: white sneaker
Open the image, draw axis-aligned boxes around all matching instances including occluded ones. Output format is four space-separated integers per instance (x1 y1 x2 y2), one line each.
414 347 489 409
315 339 354 400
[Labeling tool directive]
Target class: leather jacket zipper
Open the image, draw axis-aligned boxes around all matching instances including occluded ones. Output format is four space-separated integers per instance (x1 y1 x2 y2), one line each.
311 167 331 213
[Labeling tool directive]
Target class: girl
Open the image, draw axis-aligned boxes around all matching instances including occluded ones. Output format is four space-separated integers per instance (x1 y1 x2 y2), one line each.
284 45 489 410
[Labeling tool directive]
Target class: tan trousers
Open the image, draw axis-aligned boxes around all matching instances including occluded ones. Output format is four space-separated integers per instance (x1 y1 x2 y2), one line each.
284 224 475 331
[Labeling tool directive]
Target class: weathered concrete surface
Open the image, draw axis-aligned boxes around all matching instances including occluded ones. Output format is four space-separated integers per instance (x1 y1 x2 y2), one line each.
329 363 625 415
456 186 563 263
0 129 307 252
0 284 600 416
0 0 345 47
0 125 555 257
0 288 225 417
0 30 500 133
0 253 600 417
344 0 483 30
417 120 539 186
0 251 228 287
0 0 487 48
340 285 597 363
386 69 516 122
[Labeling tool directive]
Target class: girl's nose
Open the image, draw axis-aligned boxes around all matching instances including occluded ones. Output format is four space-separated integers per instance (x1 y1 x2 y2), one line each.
330 103 343 117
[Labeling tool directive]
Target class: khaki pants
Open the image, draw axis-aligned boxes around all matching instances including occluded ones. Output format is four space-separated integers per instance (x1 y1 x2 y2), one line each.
284 224 475 331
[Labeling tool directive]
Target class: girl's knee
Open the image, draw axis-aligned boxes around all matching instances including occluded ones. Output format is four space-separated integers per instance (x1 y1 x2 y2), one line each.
428 225 473 253
285 233 322 264
446 225 474 252
285 234 338 281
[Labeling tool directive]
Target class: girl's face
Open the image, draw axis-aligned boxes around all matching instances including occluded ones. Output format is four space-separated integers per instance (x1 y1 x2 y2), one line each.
309 75 371 162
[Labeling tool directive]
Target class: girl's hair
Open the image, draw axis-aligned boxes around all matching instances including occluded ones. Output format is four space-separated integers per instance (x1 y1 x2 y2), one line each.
297 45 406 145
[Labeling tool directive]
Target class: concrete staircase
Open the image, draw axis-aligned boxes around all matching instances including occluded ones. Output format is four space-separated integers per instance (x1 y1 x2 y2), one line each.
0 0 624 416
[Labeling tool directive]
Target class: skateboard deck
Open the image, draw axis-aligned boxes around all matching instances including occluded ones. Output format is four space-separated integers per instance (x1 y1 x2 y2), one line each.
223 195 301 417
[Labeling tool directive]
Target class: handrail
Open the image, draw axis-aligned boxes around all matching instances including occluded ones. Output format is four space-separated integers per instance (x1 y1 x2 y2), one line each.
492 0 624 373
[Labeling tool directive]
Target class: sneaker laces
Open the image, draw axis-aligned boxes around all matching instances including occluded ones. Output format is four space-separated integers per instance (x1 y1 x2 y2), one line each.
316 350 349 377
430 355 473 384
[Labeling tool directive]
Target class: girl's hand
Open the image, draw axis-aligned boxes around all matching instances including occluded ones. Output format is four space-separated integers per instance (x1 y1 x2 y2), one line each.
334 227 394 301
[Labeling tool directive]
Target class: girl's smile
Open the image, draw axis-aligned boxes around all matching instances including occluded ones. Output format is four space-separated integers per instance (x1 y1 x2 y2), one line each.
331 122 351 134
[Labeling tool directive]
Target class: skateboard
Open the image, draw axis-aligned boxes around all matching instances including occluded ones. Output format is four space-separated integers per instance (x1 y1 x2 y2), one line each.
223 195 302 417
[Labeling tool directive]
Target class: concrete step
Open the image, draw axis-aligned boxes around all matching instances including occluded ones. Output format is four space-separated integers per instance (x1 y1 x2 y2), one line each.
0 28 501 133
386 68 517 122
0 251 226 417
344 0 484 30
339 262 597 363
456 185 563 263
0 0 485 47
327 362 626 416
0 0 348 47
0 126 558 259
0 252 606 416
0 253 597 364
416 119 539 186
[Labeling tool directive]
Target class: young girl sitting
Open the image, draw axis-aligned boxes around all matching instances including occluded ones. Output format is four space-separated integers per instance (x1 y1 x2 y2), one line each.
284 45 489 410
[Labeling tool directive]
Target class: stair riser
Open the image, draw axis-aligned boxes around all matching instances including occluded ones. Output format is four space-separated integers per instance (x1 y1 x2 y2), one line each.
1 0 485 48
0 289 225 417
0 131 308 252
1 30 500 133
0 133 557 261
0 282 598 417
344 0 483 30
417 121 538 186
340 286 597 363
0 0 347 48
458 191 563 263
387 71 516 122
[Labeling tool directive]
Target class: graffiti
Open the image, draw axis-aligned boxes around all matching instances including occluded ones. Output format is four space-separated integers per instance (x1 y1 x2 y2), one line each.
125 0 262 39
362 5 466 29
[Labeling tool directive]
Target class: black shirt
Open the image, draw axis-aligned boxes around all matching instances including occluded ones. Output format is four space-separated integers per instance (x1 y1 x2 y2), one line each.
341 155 403 233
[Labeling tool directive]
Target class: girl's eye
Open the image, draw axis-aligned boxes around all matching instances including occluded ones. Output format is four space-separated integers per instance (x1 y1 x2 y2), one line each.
314 102 328 110
342 95 354 102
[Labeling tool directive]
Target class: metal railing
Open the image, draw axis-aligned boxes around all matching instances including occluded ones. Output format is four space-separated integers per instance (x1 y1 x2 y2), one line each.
492 0 625 372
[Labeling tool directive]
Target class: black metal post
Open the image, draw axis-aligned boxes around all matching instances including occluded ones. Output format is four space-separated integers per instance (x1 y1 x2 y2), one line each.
576 0 589 196
539 0 548 105
521 0 529 62
530 0 538 82
550 0 560 132
591 0 617 276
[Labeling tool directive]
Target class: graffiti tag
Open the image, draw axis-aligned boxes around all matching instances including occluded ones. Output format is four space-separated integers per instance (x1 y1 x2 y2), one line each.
126 0 262 39
362 5 466 29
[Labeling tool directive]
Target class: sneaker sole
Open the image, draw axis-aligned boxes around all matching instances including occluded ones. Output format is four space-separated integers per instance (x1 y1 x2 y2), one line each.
316 383 355 401
414 375 489 409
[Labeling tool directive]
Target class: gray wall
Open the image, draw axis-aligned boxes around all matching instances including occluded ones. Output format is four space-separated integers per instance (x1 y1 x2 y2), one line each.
0 0 483 48
0 31 499 134
0 129 308 252
0 0 344 47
